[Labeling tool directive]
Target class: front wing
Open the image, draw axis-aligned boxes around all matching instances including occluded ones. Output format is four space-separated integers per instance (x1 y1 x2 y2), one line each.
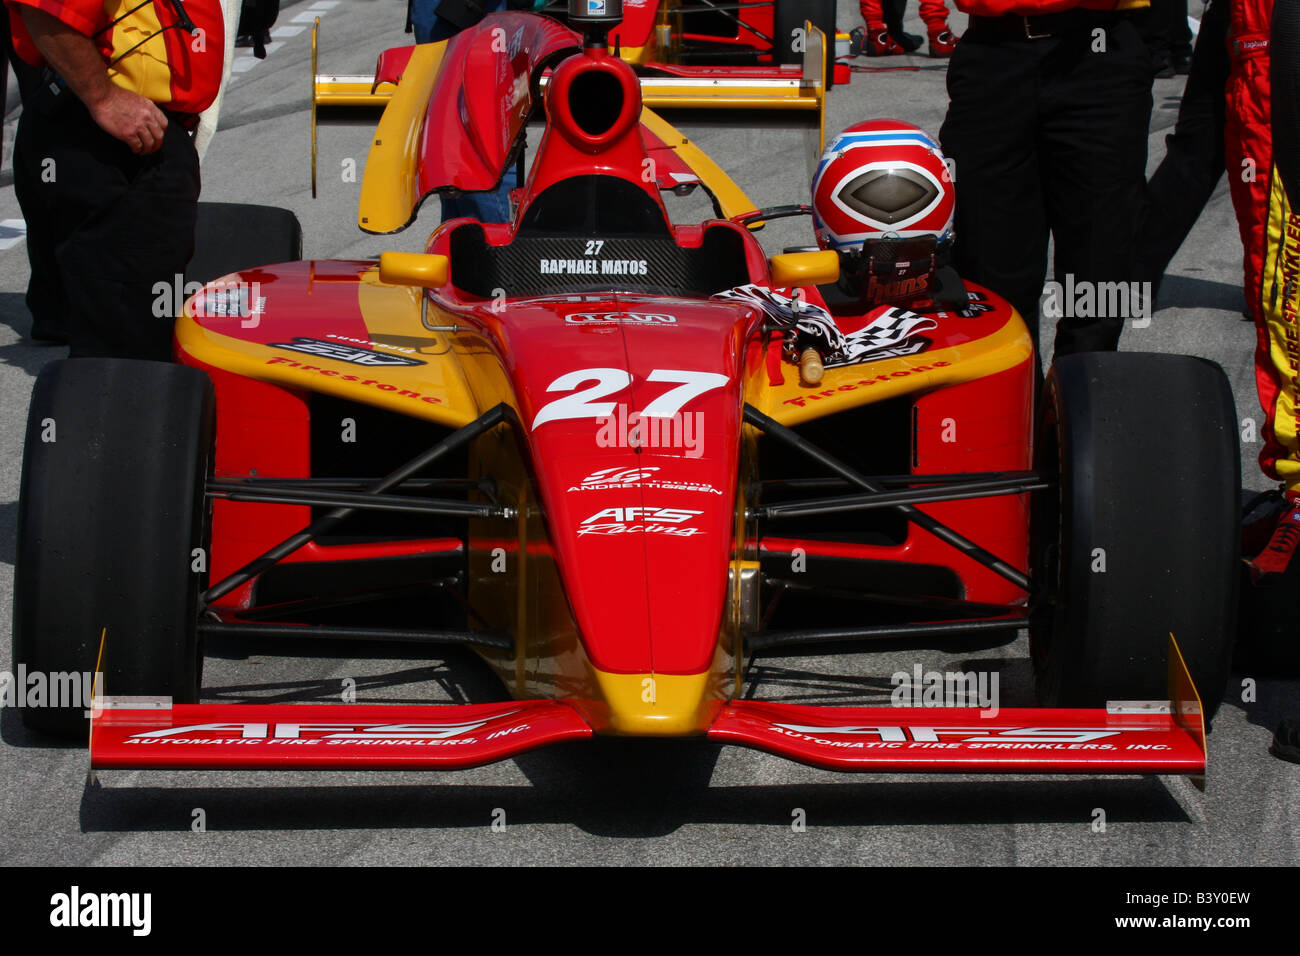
91 698 1206 777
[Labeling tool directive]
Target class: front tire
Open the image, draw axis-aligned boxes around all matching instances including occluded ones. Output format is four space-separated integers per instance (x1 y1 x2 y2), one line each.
1030 353 1239 718
13 359 214 738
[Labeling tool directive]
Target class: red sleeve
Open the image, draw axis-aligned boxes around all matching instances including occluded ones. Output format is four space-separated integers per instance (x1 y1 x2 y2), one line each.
5 0 103 37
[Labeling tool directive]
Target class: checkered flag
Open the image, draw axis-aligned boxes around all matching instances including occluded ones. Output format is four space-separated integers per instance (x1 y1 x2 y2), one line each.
834 307 938 366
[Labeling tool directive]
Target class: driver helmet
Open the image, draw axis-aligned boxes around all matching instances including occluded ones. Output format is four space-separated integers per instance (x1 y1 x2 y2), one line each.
811 120 955 308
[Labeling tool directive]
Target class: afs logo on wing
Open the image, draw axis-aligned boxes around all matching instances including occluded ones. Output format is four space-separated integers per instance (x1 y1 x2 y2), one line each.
125 713 521 742
272 337 426 367
770 723 1135 749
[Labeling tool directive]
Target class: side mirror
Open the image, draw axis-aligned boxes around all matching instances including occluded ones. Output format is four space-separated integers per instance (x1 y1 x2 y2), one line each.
768 250 839 288
379 252 449 290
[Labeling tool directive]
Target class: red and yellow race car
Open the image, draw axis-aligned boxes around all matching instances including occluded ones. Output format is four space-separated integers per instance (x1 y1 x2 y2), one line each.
15 5 1238 782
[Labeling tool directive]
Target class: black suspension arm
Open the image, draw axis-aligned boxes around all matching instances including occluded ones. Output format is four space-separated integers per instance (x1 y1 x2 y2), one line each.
743 404 1032 592
202 403 512 606
754 475 1048 519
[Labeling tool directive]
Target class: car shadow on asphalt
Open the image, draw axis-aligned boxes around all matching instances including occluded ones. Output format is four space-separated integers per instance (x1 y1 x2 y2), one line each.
1224 672 1300 739
75 749 1193 838
200 660 512 707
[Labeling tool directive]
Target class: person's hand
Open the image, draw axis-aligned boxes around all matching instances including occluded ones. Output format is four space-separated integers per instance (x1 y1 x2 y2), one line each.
87 86 169 155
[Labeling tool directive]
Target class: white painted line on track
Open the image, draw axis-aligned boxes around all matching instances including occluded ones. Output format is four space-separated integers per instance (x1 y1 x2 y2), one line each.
0 219 26 250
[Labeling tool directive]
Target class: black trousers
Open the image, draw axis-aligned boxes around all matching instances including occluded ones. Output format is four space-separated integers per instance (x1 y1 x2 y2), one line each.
1138 0 1194 57
1136 0 1229 304
13 88 200 360
939 16 1154 355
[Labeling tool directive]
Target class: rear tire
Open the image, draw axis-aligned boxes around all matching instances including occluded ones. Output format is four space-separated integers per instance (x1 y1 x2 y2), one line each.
186 202 302 286
13 359 214 738
1030 353 1239 718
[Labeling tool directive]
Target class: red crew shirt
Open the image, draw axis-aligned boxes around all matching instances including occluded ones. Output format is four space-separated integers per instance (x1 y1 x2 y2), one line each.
6 0 226 113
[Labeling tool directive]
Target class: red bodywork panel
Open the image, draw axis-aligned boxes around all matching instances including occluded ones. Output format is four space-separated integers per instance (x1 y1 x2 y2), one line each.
415 14 580 196
496 295 758 674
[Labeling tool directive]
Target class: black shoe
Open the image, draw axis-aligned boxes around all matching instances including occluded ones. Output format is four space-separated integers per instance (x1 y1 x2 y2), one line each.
891 29 924 53
1172 49 1192 75
236 30 272 45
1238 488 1300 675
1271 718 1300 764
1152 50 1175 78
29 323 68 345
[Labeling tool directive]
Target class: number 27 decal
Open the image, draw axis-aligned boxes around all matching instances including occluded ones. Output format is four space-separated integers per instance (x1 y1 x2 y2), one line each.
532 368 729 430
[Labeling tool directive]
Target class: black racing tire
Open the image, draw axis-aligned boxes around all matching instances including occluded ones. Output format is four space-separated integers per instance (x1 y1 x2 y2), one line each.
186 202 302 286
1029 352 1239 719
774 0 836 89
13 359 214 738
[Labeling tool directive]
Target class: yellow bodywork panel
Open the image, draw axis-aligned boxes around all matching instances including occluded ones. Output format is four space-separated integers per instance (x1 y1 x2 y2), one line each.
581 667 730 736
752 315 1035 427
769 250 840 287
314 75 398 106
176 267 483 430
356 42 449 234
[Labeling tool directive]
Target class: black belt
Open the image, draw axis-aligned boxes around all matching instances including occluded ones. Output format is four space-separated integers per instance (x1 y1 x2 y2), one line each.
965 9 1126 41
163 109 200 132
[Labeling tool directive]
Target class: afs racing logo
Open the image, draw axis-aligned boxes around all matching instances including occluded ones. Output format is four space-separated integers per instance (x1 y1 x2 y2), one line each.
578 506 704 537
271 337 426 367
566 311 677 325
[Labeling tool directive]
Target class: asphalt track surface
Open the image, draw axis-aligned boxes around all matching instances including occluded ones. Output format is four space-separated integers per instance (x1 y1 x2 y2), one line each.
0 0 1295 867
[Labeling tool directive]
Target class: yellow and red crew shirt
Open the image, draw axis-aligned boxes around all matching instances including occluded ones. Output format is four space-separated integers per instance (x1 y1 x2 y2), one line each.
6 0 225 114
